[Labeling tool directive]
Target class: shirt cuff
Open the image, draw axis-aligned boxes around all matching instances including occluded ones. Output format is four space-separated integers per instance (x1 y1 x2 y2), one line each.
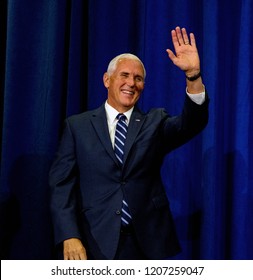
186 86 206 105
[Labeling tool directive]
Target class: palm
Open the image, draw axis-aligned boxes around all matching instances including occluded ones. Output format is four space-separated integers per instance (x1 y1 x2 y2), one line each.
167 27 200 73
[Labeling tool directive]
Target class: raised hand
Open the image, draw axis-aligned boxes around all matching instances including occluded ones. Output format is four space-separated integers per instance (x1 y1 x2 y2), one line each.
166 26 200 77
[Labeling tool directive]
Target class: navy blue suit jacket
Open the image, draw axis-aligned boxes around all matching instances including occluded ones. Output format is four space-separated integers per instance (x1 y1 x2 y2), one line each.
49 94 209 259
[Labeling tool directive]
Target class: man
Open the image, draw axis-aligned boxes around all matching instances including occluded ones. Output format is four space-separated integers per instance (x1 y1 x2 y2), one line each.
49 26 209 260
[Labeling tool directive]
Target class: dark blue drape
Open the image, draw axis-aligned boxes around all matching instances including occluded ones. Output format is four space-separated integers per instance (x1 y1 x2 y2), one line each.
1 0 253 260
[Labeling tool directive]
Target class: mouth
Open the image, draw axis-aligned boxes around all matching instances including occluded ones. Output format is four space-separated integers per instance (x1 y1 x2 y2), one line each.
122 89 134 95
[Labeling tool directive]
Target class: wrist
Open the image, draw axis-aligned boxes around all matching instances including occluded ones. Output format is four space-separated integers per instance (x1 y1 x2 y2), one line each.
185 71 201 81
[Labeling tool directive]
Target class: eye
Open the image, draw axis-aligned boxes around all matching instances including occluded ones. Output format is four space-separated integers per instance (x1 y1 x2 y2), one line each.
135 76 144 83
120 73 128 78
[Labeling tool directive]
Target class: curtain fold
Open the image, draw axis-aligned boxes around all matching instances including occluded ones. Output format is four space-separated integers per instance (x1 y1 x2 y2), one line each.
0 0 89 259
0 0 252 260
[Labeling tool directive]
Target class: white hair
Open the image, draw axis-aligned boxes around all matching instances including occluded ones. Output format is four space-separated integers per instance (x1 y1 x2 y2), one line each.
107 53 146 79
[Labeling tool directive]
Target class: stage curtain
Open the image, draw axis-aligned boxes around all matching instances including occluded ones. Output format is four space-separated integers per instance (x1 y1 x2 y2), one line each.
1 0 252 259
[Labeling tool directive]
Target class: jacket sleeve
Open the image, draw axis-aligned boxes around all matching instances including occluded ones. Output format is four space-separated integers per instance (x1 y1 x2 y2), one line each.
162 92 209 153
49 118 81 245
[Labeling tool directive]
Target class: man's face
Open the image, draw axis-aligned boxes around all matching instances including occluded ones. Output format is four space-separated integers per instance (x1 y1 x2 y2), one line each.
103 58 145 112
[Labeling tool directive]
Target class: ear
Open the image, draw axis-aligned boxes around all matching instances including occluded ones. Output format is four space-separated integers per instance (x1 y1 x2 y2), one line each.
103 72 110 88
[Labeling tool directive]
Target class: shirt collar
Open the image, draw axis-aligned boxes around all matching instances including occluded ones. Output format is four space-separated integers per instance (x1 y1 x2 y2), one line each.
105 101 134 125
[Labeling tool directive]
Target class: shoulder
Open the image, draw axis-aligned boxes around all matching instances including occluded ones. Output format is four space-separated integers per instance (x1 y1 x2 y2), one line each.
147 108 168 115
66 105 105 124
145 107 171 119
135 106 168 116
132 107 171 124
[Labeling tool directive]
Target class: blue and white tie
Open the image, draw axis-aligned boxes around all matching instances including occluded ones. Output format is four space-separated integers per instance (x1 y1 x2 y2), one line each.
114 113 132 226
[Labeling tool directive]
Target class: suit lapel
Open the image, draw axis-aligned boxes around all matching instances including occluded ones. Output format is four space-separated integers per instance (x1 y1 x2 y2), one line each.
123 108 146 165
90 105 119 165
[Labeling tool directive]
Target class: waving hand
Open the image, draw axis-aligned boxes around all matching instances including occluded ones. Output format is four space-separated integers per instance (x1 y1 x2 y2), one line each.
166 26 200 77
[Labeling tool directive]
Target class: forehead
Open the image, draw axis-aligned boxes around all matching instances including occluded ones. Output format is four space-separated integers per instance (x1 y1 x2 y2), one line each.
115 59 144 75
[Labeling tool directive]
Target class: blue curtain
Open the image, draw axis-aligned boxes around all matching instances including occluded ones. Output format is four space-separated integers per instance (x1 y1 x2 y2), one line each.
1 0 252 260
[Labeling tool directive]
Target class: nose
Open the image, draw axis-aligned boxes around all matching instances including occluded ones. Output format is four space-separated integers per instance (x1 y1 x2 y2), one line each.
126 75 135 86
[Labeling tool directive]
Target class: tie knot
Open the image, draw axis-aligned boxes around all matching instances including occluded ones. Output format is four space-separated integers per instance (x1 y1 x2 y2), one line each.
117 113 127 122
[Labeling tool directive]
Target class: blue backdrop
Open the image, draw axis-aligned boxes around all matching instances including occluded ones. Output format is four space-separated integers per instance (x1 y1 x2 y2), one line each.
0 0 253 259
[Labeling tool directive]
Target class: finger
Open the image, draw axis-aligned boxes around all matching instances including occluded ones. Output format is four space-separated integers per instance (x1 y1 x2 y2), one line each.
175 26 184 45
166 49 176 61
64 249 77 260
171 29 180 48
63 250 69 260
80 251 88 260
181 27 190 45
64 253 71 260
189 33 196 47
166 49 180 67
78 247 87 260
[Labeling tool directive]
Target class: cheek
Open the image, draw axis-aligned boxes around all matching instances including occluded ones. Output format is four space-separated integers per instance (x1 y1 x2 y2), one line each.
138 84 144 92
134 92 142 102
136 87 144 97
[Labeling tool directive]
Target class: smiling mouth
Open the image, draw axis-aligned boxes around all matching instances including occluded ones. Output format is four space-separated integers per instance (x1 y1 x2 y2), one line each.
122 90 134 95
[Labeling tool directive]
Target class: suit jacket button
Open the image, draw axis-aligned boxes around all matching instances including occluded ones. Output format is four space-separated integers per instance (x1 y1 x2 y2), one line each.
115 210 121 215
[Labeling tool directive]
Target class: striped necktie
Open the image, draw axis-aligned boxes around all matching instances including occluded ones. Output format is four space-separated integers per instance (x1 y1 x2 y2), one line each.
114 113 132 226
